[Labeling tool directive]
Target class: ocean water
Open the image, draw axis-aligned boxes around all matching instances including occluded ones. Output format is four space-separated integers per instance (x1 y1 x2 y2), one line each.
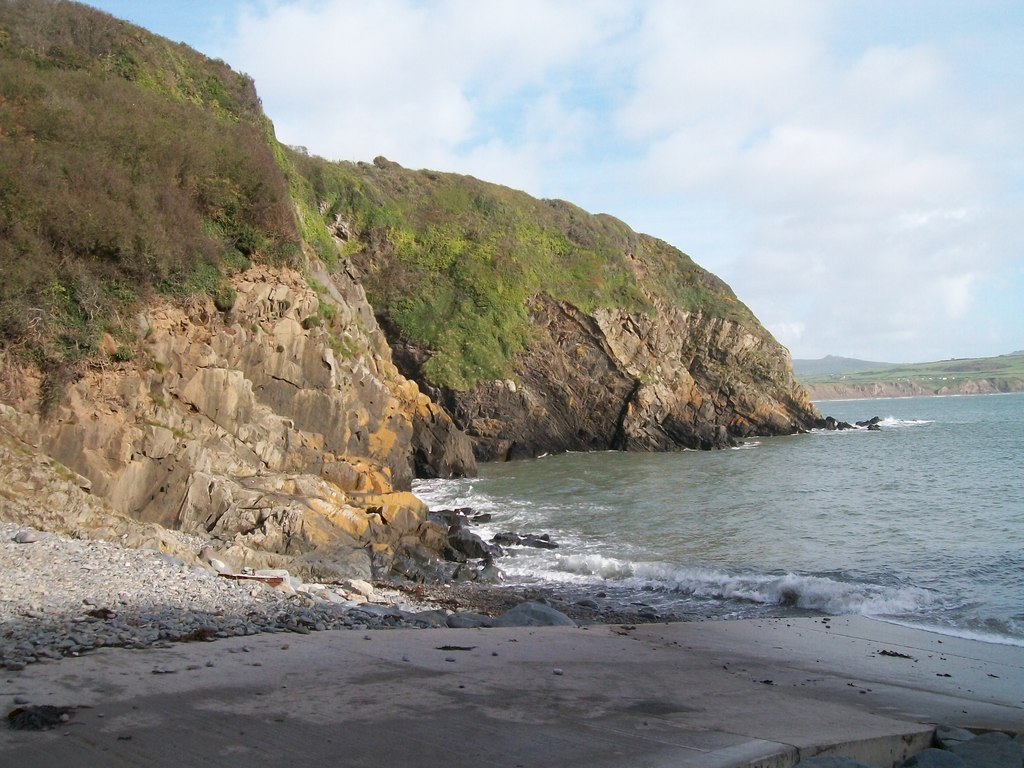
414 393 1024 645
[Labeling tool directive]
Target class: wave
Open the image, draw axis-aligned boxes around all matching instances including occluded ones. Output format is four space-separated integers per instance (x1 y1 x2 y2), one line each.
539 554 934 617
878 416 933 428
731 441 761 450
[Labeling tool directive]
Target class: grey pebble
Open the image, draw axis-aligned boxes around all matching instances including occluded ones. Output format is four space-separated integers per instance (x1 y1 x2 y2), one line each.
0 520 451 670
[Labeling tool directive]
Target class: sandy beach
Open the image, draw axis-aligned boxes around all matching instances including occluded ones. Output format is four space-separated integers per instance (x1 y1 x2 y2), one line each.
3 615 1021 768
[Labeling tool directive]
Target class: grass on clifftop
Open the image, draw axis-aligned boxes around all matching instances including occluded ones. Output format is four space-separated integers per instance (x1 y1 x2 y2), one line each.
797 353 1024 389
290 154 756 390
0 0 300 409
0 0 762 406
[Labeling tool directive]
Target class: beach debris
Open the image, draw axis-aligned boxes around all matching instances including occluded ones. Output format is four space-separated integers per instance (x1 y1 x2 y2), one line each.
553 668 564 676
7 705 75 730
218 573 285 586
12 530 40 544
877 649 915 660
435 645 475 652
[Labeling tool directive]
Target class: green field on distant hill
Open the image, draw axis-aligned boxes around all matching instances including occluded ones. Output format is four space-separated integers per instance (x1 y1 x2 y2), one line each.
798 353 1024 386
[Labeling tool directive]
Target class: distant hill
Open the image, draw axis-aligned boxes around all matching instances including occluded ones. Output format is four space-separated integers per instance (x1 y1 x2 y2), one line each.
796 353 1024 400
792 356 894 377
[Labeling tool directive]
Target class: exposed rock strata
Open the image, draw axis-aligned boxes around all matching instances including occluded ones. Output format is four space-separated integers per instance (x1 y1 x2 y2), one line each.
805 378 1024 401
0 264 474 580
417 295 818 460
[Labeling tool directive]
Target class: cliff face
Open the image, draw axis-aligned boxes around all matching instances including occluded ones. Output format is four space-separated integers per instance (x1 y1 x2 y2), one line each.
311 160 820 459
417 295 816 460
0 264 473 580
0 1 478 579
0 0 817 578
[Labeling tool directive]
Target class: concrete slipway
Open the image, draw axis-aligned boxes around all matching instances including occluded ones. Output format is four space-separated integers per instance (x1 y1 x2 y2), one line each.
2 616 1021 767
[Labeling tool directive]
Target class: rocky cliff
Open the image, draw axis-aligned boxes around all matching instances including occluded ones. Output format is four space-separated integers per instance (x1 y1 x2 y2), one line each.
0 262 473 581
303 159 820 459
433 296 817 460
0 0 818 580
0 1 477 581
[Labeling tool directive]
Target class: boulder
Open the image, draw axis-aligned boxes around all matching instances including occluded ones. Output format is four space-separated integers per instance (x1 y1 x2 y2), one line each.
446 612 493 629
902 748 967 768
491 601 576 628
448 526 501 561
935 726 977 749
492 531 559 549
949 732 1023 768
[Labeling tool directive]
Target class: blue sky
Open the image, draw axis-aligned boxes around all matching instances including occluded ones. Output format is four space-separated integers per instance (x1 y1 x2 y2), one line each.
84 1 1024 363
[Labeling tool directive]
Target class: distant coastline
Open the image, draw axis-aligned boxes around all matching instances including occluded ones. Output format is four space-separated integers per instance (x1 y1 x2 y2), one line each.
794 352 1024 401
805 378 1024 401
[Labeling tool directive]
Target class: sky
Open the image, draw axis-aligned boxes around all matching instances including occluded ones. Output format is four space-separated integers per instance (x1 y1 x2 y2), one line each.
84 1 1023 363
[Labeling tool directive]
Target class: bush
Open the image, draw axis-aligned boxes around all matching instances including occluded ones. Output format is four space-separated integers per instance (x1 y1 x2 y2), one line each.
0 0 301 407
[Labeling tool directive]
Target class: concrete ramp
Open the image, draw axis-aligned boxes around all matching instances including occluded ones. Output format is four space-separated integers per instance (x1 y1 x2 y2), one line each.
2 617 1020 767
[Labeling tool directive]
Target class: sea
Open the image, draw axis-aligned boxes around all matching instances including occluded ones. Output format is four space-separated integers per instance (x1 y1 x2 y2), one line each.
414 392 1024 646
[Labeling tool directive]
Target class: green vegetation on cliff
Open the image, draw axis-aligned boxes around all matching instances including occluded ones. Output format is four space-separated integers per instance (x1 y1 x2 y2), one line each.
290 155 756 390
0 0 299 408
0 0 763 407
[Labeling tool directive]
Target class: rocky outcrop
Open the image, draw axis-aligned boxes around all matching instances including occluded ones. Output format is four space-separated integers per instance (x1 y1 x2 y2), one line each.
0 424 203 565
425 295 818 460
0 263 474 581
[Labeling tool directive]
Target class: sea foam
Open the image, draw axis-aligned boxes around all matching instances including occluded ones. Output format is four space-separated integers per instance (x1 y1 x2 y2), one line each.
518 553 935 617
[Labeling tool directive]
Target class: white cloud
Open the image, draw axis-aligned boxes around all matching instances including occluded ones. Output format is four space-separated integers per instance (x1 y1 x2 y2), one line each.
225 0 631 178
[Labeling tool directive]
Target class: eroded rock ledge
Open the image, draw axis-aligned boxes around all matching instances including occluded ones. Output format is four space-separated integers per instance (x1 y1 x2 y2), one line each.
411 295 820 461
0 264 474 582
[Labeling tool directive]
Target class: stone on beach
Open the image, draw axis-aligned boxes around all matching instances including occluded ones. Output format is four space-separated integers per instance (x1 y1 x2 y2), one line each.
935 726 979 749
902 748 968 768
491 601 576 627
446 612 492 629
948 732 1023 768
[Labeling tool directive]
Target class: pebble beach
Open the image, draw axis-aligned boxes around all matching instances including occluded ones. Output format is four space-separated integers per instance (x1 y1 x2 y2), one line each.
4 524 1023 767
0 522 465 671
1 522 647 673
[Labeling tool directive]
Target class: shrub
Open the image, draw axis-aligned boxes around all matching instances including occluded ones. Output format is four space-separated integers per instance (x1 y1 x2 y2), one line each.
0 0 301 408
